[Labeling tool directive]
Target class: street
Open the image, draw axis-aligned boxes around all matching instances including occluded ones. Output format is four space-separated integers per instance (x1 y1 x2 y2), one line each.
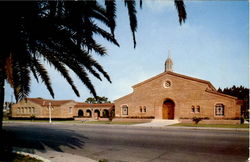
3 123 249 162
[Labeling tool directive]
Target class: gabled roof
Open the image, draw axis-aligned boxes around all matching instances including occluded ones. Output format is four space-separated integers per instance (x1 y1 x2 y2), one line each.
114 93 133 102
25 98 74 106
205 89 237 99
132 71 216 91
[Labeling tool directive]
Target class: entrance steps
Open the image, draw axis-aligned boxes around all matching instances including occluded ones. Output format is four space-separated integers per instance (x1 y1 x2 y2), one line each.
132 119 179 127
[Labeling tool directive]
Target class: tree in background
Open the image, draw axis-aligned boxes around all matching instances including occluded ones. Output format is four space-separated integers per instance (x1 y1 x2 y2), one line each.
218 86 249 120
85 96 111 104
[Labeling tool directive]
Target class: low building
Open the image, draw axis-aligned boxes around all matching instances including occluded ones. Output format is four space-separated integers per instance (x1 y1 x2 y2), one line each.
11 98 114 119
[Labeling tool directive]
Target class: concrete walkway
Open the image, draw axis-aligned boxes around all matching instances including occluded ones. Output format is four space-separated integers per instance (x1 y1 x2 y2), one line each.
35 150 97 162
132 119 179 127
14 147 97 162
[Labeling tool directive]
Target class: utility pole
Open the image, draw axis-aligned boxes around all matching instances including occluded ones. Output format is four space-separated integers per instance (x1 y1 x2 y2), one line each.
49 102 52 123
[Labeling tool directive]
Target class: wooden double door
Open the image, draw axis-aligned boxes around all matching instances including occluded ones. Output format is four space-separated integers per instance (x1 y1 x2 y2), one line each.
162 99 175 119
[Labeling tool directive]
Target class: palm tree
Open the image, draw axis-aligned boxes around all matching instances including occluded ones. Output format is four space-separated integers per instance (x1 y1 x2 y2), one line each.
0 1 186 131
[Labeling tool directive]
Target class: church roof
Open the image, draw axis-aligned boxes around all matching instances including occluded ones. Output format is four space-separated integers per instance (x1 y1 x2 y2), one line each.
114 93 133 102
74 103 114 108
205 89 237 99
25 98 74 106
132 71 216 91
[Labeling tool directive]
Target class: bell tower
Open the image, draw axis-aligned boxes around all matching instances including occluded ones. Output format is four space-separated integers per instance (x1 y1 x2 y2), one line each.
165 50 173 72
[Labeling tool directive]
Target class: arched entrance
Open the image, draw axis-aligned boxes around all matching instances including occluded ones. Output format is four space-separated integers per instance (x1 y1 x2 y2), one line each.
94 109 100 119
162 99 175 119
102 109 109 118
86 109 92 118
78 109 84 117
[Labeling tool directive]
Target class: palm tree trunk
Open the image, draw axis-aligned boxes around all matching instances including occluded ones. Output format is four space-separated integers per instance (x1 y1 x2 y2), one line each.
0 58 5 132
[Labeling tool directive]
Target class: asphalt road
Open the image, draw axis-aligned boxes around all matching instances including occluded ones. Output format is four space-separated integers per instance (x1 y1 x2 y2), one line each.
3 123 249 162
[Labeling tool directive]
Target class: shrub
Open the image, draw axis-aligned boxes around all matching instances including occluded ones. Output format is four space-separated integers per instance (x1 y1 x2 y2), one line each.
30 115 36 121
192 117 202 124
179 117 190 119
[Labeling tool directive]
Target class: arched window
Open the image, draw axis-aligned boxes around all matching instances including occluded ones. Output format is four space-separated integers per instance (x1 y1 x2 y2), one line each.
17 108 20 114
122 105 128 115
143 106 147 113
68 107 72 114
215 104 224 116
191 106 195 113
32 107 35 114
196 106 200 113
139 106 142 113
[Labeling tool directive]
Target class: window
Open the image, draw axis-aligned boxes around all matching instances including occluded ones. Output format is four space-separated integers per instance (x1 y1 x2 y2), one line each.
196 106 200 113
163 80 171 88
69 107 72 114
191 106 195 113
122 105 128 115
215 104 224 116
32 107 35 114
21 108 24 114
143 106 147 113
17 108 20 114
139 106 142 113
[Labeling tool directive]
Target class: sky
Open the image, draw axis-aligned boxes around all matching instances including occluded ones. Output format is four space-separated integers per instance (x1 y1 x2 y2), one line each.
5 1 249 102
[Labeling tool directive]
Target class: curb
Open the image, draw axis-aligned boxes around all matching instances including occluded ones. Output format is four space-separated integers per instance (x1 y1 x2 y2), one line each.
4 121 249 132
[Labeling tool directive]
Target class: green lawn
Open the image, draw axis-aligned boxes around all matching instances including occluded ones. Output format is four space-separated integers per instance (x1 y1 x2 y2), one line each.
170 123 249 128
84 121 146 125
3 153 43 162
4 119 75 122
4 119 147 125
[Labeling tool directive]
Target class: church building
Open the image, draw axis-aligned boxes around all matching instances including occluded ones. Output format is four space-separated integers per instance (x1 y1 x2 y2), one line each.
10 54 242 124
114 55 241 124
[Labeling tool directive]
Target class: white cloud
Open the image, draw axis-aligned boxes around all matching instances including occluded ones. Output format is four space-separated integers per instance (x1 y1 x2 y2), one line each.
144 0 175 13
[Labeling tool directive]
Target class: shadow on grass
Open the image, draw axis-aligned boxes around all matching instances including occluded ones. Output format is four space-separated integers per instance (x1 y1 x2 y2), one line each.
1 124 87 160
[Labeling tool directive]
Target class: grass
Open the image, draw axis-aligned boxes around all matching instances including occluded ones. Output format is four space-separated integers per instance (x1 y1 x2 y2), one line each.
2 153 43 162
4 118 147 125
84 121 146 125
170 123 249 128
4 119 75 122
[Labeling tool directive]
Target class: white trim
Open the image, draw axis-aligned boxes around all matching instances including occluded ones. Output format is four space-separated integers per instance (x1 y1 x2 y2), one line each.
163 80 172 88
214 103 225 117
121 104 128 116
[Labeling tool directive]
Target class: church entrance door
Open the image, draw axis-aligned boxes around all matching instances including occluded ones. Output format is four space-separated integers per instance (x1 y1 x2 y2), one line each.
162 99 175 119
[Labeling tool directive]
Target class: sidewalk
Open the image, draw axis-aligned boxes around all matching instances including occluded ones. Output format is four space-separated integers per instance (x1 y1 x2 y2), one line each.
35 150 97 162
14 147 97 162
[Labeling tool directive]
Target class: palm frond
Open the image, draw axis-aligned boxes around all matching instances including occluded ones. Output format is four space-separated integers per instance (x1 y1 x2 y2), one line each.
175 0 186 25
12 53 31 101
105 0 116 36
124 0 137 48
32 58 54 98
36 46 80 97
